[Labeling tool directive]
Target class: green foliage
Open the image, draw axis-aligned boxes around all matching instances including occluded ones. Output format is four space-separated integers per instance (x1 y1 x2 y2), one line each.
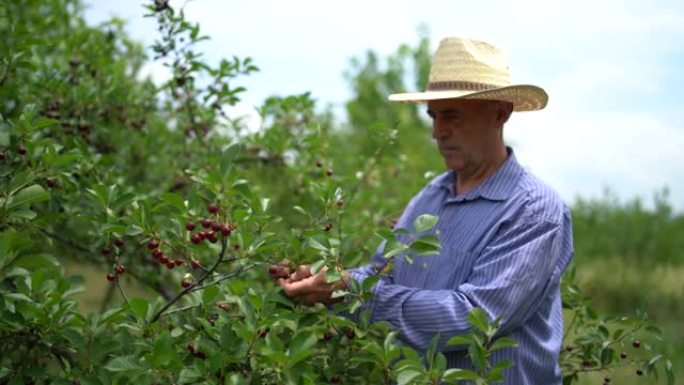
572 188 684 264
0 1 677 384
560 267 674 385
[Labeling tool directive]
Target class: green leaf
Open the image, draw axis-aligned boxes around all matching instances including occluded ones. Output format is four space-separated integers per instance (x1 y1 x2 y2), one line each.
307 237 329 253
413 214 438 233
160 192 186 212
434 352 447 376
33 118 60 130
203 285 220 303
647 354 663 367
126 225 144 236
382 238 408 259
171 327 184 338
408 235 440 255
489 336 517 352
487 359 513 382
3 293 32 302
150 333 173 366
8 185 49 209
325 268 341 283
666 359 674 385
129 298 149 320
375 228 395 241
600 347 615 367
288 331 317 365
447 335 471 347
646 325 663 340
309 260 326 275
293 205 310 218
442 368 480 381
0 131 9 147
178 368 202 384
220 143 240 175
468 342 488 372
397 370 423 385
8 209 36 220
105 355 142 372
467 307 490 333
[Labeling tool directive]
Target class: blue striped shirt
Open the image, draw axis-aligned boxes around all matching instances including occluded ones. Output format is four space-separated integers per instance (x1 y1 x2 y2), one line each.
348 148 574 384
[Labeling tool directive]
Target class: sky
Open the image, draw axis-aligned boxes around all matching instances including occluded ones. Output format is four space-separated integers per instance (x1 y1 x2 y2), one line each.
84 0 684 211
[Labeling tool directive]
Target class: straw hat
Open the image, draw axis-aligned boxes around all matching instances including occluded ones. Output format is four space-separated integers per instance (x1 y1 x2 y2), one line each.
389 37 548 111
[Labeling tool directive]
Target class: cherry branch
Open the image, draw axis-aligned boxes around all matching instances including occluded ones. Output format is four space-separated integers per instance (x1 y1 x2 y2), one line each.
149 237 228 324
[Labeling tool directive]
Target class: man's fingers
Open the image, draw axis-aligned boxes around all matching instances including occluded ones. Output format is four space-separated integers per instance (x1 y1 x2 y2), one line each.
278 275 321 298
267 259 292 278
289 264 312 282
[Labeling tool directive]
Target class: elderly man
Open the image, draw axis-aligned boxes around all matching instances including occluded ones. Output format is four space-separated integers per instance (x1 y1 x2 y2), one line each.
270 37 574 384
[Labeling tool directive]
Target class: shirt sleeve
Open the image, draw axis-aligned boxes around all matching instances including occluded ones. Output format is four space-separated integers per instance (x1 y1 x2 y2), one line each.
349 215 568 353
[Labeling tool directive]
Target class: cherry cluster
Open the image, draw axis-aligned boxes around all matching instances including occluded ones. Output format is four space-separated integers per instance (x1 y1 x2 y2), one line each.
188 203 235 245
104 239 126 282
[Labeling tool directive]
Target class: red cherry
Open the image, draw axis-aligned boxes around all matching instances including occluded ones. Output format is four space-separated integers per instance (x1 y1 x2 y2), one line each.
233 244 240 250
186 222 196 231
219 224 231 236
166 260 175 269
315 160 322 168
323 331 333 341
159 255 169 264
190 234 202 244
147 239 160 250
181 278 192 288
115 265 126 275
210 221 221 231
174 259 184 266
152 249 164 259
201 219 212 228
198 231 208 240
101 246 111 256
18 146 27 155
324 224 332 232
114 239 124 247
346 329 355 339
191 259 201 269
207 203 219 214
106 273 115 282
187 343 195 353
193 351 207 359
207 231 218 243
268 266 277 275
326 169 333 177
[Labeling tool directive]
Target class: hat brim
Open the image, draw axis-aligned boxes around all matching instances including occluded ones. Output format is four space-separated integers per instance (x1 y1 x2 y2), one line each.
388 84 548 112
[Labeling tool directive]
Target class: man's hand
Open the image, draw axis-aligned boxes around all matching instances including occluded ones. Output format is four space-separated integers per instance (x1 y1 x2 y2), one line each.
268 261 349 306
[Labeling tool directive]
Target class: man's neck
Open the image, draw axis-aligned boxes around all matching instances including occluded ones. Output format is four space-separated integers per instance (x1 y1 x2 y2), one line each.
454 146 509 196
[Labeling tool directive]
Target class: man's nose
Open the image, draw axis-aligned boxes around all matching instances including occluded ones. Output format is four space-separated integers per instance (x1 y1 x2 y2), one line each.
432 118 450 140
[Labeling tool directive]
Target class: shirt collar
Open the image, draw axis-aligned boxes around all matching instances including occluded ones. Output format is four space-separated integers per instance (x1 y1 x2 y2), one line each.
433 147 524 202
